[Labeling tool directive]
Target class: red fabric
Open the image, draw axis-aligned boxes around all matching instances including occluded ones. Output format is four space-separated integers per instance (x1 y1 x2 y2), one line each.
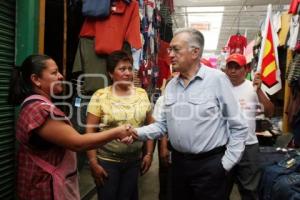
289 0 300 14
227 34 247 55
200 58 213 67
28 150 80 200
157 40 171 87
226 53 247 66
80 0 142 54
158 39 170 65
163 0 174 13
16 99 67 200
157 58 171 87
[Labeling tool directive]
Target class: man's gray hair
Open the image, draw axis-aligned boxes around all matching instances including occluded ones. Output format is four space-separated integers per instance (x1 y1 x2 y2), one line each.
174 28 205 51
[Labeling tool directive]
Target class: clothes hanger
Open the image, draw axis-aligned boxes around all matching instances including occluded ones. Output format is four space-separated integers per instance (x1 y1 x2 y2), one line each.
236 11 241 35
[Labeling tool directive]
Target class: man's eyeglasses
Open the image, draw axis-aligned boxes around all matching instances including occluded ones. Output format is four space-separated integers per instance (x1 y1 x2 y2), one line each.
167 46 200 54
167 46 181 54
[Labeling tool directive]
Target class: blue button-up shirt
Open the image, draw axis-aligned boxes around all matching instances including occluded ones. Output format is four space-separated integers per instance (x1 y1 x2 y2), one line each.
136 65 248 171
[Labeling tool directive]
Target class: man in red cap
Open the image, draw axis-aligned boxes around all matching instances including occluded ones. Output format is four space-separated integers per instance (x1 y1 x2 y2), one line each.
225 53 274 200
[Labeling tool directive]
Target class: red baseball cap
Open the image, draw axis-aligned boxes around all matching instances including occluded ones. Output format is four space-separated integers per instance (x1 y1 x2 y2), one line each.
226 53 246 67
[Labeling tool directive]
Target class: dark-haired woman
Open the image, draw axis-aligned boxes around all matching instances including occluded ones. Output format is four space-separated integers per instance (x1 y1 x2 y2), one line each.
86 50 154 200
10 54 133 200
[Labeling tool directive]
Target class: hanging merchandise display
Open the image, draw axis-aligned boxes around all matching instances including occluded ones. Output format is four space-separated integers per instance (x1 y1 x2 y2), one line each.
156 39 171 88
278 11 292 46
200 58 213 68
227 33 247 55
244 39 255 64
73 0 173 100
81 0 111 18
287 15 300 50
288 0 300 14
80 0 142 54
138 0 173 94
157 58 171 88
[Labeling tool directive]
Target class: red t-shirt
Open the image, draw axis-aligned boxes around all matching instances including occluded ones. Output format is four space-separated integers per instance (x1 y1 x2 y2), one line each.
80 0 142 54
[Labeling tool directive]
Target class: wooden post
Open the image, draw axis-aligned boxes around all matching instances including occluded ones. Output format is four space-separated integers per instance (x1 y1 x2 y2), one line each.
282 49 293 133
38 0 45 54
63 0 67 78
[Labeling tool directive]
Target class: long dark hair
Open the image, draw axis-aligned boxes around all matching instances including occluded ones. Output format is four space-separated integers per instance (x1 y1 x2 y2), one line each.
8 54 52 105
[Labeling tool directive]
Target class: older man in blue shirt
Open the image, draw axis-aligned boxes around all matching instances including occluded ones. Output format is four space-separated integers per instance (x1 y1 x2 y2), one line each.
133 28 248 200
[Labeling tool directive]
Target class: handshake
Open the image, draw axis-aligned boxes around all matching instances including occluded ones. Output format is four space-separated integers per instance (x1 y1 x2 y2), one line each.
115 124 139 144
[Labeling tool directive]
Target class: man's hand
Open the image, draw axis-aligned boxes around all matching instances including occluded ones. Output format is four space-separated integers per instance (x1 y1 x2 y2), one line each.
116 124 133 140
159 147 170 167
253 72 262 90
118 126 139 144
131 128 139 140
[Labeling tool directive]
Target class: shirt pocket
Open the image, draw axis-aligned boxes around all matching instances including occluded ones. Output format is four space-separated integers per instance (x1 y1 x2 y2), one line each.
165 98 176 106
188 97 220 120
164 98 176 121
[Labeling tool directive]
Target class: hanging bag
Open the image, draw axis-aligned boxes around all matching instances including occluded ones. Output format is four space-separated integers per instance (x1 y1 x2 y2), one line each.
82 0 111 19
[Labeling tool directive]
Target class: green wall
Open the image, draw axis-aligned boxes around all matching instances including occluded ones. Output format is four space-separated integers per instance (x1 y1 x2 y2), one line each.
16 0 39 66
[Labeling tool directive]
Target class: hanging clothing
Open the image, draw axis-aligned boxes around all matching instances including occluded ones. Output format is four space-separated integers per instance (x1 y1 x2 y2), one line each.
158 39 170 63
79 0 142 55
157 58 171 88
287 15 300 50
72 38 110 93
278 12 292 46
132 48 142 70
273 11 282 34
286 54 300 85
159 4 173 42
72 38 131 93
227 34 247 55
288 0 300 14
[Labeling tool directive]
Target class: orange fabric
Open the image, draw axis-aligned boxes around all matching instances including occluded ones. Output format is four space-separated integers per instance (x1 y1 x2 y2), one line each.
80 0 142 54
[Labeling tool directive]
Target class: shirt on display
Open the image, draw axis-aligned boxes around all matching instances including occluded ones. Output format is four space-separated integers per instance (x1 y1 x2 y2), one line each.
227 34 247 55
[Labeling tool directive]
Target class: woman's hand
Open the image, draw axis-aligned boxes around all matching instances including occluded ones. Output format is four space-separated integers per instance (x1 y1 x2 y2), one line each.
140 153 153 175
89 161 108 186
116 124 133 139
120 136 134 144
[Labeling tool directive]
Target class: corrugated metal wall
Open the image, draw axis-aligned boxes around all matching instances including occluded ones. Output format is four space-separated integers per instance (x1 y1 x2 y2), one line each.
0 1 16 199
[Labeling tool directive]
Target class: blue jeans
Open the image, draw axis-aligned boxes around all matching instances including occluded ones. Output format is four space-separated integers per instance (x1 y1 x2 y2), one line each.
258 155 300 200
97 159 140 200
272 173 300 200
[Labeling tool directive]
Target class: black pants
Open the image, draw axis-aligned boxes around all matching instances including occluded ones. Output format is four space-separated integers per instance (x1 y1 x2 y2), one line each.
171 147 229 200
158 156 172 200
227 143 261 200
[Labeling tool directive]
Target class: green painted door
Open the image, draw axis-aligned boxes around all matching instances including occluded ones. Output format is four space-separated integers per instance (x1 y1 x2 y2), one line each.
0 1 16 199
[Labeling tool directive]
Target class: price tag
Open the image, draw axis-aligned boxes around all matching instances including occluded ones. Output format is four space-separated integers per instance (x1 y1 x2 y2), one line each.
74 97 81 108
